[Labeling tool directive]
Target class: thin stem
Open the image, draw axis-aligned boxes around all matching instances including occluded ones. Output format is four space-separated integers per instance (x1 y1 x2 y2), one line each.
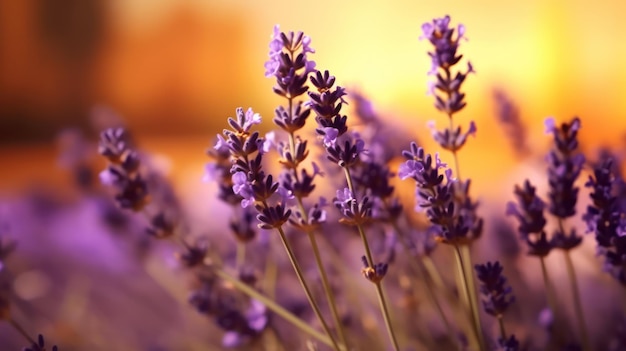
422 256 446 291
343 168 374 266
306 231 349 348
461 245 484 350
374 281 400 351
286 128 349 349
389 218 456 346
564 250 590 351
214 268 342 350
275 226 342 351
343 167 399 351
236 241 246 269
539 256 563 343
453 245 486 351
264 238 278 300
497 316 507 341
9 318 36 345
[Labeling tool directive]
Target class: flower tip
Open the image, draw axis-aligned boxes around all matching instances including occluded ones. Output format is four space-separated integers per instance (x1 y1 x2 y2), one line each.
544 117 556 134
468 120 477 136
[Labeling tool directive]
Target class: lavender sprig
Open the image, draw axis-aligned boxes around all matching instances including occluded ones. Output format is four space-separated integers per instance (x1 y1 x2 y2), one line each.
545 117 585 250
266 25 350 349
475 261 516 345
421 15 476 176
420 16 485 350
220 105 342 351
309 69 399 351
545 117 589 351
493 89 528 158
585 158 626 285
399 143 481 245
506 180 552 257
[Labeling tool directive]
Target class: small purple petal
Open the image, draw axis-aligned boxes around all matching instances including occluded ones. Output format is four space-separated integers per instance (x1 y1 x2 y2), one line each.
544 117 556 134
322 127 339 147
202 163 220 183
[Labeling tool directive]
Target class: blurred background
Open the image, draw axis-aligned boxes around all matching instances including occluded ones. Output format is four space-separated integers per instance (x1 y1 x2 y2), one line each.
1 0 626 349
1 0 626 193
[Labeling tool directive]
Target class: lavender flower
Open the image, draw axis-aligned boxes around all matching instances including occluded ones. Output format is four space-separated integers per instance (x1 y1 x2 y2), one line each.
421 15 476 153
506 180 553 257
333 188 373 226
220 108 292 229
188 273 267 347
427 120 477 153
545 117 584 220
265 25 316 98
585 158 626 284
493 89 528 157
474 261 515 317
544 117 585 255
98 128 149 211
309 70 349 140
361 255 388 283
399 143 481 245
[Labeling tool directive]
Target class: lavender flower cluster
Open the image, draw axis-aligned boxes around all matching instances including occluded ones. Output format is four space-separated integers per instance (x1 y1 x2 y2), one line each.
3 13 626 351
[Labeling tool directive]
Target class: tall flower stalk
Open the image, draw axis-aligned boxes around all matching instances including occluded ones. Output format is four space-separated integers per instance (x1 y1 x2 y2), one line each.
219 107 342 351
507 179 565 347
545 117 589 350
474 261 517 349
265 26 349 349
419 15 484 351
308 70 400 351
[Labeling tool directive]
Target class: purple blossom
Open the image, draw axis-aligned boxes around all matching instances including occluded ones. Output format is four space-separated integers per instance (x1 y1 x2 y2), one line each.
545 116 584 220
421 15 473 118
398 160 424 180
232 172 255 208
202 162 220 183
265 26 316 99
322 127 339 147
264 25 283 78
474 261 515 317
214 134 229 153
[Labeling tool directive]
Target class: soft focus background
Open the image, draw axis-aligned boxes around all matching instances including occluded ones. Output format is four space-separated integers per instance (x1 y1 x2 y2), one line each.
1 0 626 190
1 0 626 349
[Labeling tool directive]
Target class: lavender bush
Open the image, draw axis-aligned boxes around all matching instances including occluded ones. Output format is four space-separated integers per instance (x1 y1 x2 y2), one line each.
2 14 626 351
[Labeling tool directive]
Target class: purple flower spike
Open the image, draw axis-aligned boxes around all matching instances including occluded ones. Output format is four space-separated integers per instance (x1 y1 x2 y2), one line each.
232 172 256 208
585 158 626 285
545 117 584 220
265 25 316 99
475 261 515 317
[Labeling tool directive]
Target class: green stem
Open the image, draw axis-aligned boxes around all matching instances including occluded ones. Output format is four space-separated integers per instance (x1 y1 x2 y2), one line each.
343 167 400 351
422 256 446 291
374 281 400 351
539 256 563 343
390 219 456 347
453 245 486 351
264 237 278 301
497 316 507 341
460 245 485 350
9 318 36 345
275 226 342 351
286 128 349 349
306 230 349 348
564 250 590 351
236 241 246 269
214 268 341 350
